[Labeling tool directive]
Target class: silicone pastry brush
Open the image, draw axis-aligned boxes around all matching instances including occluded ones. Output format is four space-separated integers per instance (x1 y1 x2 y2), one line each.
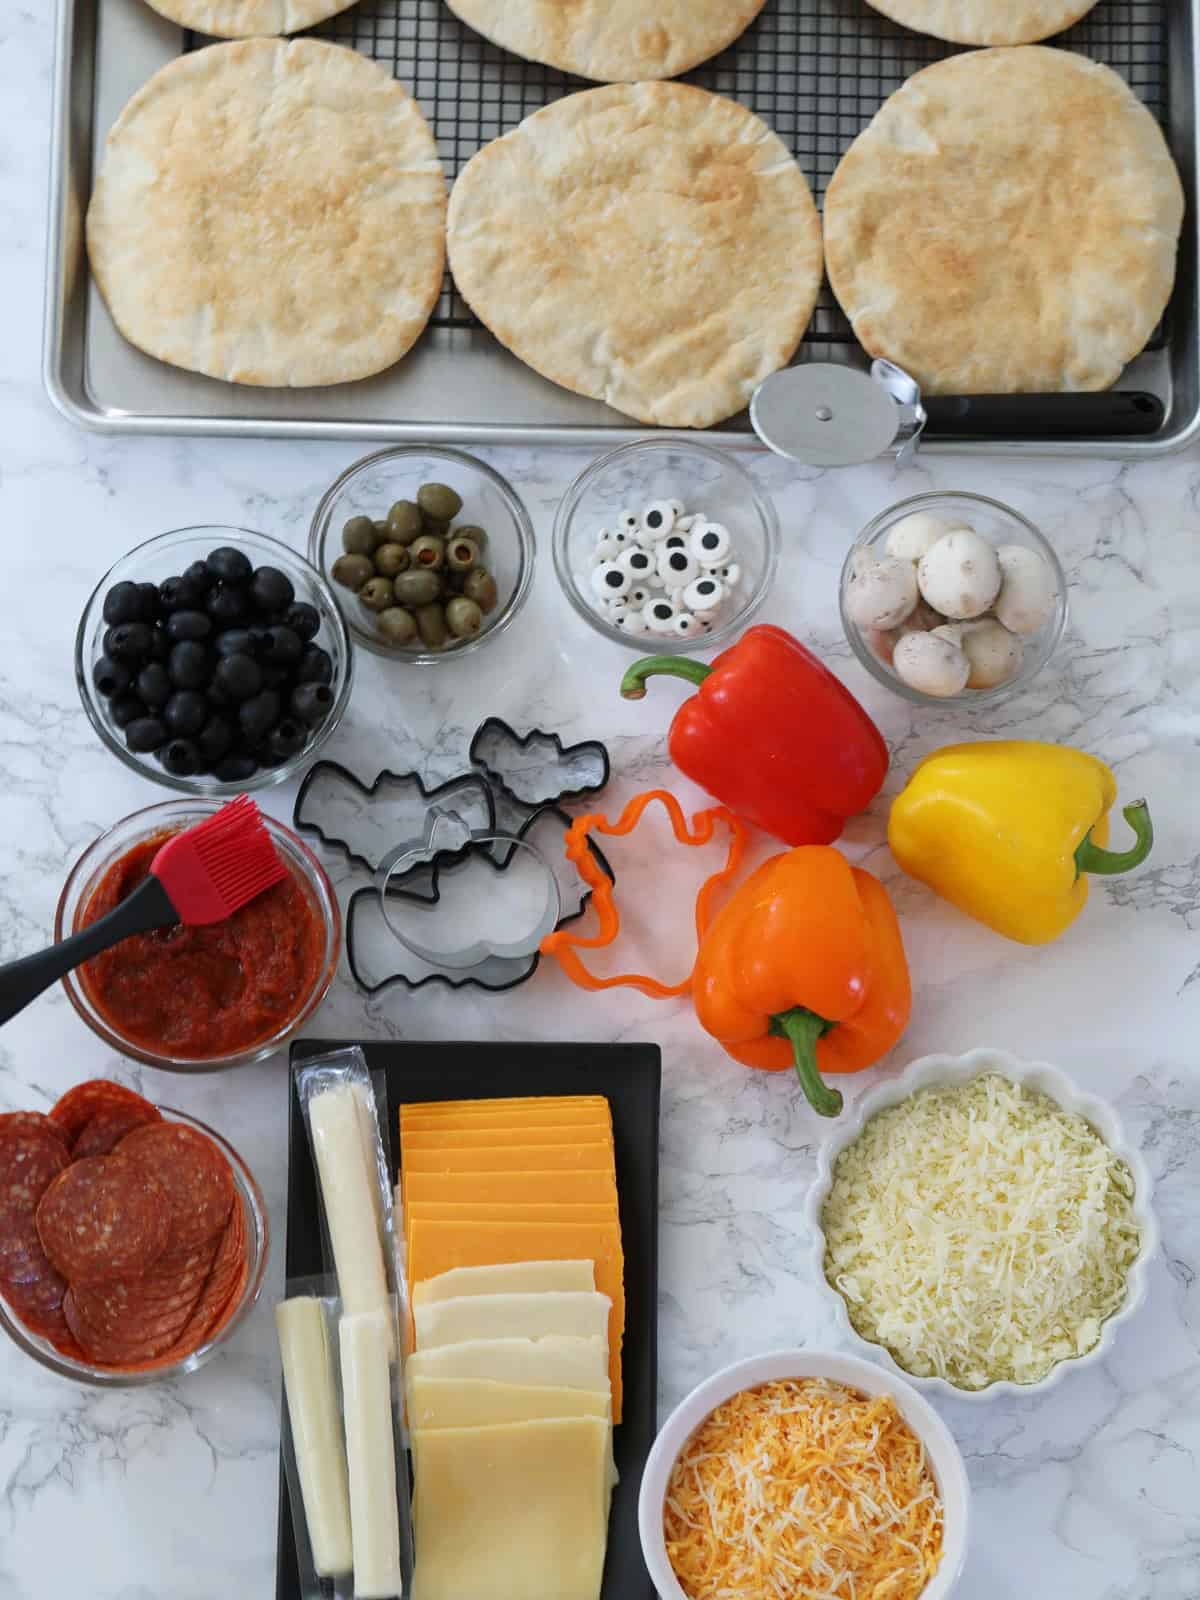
0 795 286 1026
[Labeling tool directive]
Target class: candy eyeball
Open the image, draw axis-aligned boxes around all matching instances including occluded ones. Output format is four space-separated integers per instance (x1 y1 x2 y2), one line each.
644 598 677 633
683 576 724 613
594 533 618 563
590 561 631 600
674 513 699 532
667 499 685 518
657 544 698 586
706 561 742 588
689 521 732 564
618 547 654 579
671 613 702 638
611 529 631 552
618 510 639 534
640 500 677 538
618 607 649 634
627 585 651 609
663 533 687 551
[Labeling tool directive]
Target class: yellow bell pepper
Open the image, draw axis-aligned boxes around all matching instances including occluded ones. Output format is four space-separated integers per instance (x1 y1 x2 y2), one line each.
888 741 1153 945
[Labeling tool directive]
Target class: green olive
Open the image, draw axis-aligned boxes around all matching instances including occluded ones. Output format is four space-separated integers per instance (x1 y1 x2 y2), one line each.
358 576 395 613
445 535 480 573
418 482 463 524
415 602 449 650
374 542 411 579
445 596 483 639
342 515 380 557
386 500 423 544
393 569 443 607
332 553 375 592
463 568 499 613
409 534 445 571
377 606 418 646
453 524 487 551
373 519 391 539
443 570 467 595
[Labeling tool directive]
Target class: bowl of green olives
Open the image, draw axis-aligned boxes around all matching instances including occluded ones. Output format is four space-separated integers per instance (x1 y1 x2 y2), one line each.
309 446 535 661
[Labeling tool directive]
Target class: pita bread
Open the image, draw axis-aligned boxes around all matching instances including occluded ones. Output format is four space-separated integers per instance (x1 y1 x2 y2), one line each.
824 48 1183 394
864 0 1098 45
446 84 822 428
139 0 357 40
444 0 767 82
86 40 446 388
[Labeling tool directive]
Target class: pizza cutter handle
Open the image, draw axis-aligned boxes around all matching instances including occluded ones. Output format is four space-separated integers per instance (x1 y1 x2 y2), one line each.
922 391 1164 438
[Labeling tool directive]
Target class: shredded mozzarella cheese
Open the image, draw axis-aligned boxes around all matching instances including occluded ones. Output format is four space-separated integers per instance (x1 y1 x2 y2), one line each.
821 1073 1142 1389
663 1378 943 1600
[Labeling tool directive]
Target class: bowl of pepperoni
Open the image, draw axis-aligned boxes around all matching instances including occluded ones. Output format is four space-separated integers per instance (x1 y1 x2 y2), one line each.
0 1079 267 1382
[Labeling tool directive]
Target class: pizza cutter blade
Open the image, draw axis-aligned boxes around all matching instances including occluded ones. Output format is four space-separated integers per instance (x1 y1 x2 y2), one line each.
749 362 918 466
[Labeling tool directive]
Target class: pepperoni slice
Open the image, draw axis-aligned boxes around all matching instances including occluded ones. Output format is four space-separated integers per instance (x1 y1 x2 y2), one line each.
63 1286 189 1365
36 1155 171 1283
0 1115 70 1272
48 1081 157 1144
115 1123 234 1249
168 1196 248 1356
3 1261 68 1329
72 1101 162 1161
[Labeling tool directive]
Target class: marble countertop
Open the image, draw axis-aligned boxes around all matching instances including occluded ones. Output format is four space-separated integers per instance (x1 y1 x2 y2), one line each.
3 13 1199 1599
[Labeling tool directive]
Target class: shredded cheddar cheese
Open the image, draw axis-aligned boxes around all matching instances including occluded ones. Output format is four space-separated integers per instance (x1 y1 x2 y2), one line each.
663 1378 943 1600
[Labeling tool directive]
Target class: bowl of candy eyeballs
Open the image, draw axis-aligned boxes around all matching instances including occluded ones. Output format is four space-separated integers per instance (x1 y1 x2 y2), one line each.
553 440 780 652
840 492 1067 707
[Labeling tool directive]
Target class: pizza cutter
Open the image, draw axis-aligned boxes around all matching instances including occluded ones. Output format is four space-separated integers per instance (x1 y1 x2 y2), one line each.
749 359 1165 467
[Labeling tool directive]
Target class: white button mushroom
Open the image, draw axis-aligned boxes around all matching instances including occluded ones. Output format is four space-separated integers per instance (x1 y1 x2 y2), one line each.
884 511 969 564
892 629 970 697
993 544 1058 634
916 528 1003 620
957 618 1024 689
844 555 920 631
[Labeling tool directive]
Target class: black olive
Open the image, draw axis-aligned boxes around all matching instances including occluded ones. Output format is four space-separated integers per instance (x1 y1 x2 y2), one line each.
248 624 274 656
168 639 210 690
266 718 307 760
93 656 131 698
146 628 169 662
213 627 256 658
158 574 207 612
105 622 156 663
214 653 263 702
136 582 162 621
135 662 171 709
213 753 259 783
206 679 234 709
183 559 212 590
163 689 208 737
160 739 201 778
109 694 143 730
206 584 250 626
290 682 334 727
251 566 295 614
238 689 280 742
102 581 144 626
205 546 253 584
260 624 302 668
260 664 289 691
125 716 166 753
198 715 235 762
165 609 212 644
284 602 321 642
296 644 334 686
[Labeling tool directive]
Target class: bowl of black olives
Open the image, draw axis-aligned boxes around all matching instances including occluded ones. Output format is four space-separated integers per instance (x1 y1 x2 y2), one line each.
309 446 535 661
76 527 353 792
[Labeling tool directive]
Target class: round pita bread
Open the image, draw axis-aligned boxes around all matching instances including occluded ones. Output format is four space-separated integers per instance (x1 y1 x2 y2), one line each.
824 48 1184 394
86 40 446 388
864 0 1097 45
447 84 823 428
140 0 357 40
444 0 767 81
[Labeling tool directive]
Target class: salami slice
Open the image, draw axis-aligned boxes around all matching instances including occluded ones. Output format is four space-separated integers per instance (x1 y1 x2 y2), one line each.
72 1101 162 1161
36 1154 171 1283
0 1114 70 1271
115 1123 235 1249
48 1081 157 1144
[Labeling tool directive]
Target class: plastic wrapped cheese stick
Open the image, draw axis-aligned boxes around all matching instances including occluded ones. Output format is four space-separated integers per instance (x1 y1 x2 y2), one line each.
275 1298 354 1578
308 1081 390 1323
340 1309 404 1600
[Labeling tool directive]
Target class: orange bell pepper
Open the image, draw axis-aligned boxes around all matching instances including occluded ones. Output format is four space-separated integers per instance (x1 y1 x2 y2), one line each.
692 847 911 1117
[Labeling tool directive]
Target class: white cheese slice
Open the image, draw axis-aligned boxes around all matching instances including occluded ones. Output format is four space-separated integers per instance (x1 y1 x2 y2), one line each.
407 1375 609 1429
412 1260 595 1307
411 1418 611 1600
405 1335 608 1391
414 1291 611 1352
339 1310 403 1600
309 1085 390 1324
275 1298 353 1578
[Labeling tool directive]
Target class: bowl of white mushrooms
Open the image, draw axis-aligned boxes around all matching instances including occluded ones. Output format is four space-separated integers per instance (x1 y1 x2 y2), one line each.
839 492 1067 706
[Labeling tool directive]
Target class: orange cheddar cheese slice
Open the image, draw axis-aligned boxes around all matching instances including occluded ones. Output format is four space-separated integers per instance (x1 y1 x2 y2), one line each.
402 1200 615 1259
400 1125 613 1151
401 1143 611 1177
402 1170 618 1206
399 1110 613 1135
401 1097 607 1120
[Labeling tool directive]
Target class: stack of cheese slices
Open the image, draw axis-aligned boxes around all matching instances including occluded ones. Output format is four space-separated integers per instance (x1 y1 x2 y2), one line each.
400 1095 623 1600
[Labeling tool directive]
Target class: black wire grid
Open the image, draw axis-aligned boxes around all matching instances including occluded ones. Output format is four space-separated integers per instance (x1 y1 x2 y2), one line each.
197 0 1171 345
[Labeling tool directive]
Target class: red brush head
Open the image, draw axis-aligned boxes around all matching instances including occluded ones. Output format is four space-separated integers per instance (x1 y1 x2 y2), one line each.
149 796 288 925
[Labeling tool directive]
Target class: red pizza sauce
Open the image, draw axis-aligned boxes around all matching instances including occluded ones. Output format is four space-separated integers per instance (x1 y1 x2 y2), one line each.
78 833 326 1059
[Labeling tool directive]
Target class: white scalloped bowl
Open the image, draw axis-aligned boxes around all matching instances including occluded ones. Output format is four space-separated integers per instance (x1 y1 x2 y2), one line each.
806 1049 1158 1402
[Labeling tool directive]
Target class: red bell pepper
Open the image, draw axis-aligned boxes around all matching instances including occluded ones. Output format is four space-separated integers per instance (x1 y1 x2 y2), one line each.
620 625 888 846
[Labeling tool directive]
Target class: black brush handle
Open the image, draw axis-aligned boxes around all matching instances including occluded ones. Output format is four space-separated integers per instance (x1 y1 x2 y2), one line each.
923 391 1164 438
0 876 178 1028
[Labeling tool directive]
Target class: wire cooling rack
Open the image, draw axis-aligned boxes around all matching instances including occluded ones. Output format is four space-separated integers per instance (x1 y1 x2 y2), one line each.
272 0 1171 343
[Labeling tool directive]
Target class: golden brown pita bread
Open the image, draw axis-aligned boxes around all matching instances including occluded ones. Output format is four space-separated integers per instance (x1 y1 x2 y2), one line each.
140 0 357 39
865 0 1097 45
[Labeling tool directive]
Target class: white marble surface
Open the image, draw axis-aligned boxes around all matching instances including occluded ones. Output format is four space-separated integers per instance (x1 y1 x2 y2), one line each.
2 10 1199 1598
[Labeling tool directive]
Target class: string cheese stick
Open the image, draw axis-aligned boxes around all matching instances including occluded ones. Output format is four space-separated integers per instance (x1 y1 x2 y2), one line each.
275 1298 353 1578
309 1084 390 1321
340 1310 404 1600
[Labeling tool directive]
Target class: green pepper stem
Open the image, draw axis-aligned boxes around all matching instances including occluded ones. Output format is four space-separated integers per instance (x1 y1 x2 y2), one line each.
620 656 712 701
1075 800 1154 877
769 1007 843 1118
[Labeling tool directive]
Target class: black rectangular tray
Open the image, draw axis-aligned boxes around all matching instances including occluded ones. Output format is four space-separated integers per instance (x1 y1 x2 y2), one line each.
277 1038 662 1600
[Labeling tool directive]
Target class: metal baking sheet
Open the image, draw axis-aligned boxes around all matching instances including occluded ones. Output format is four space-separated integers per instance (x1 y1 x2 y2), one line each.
44 0 1200 453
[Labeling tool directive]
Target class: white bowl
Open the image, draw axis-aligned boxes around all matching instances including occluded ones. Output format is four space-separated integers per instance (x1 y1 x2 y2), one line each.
638 1348 969 1600
806 1049 1158 1402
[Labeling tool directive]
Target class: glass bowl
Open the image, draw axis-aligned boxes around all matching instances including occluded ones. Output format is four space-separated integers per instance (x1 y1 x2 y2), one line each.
76 526 353 795
840 491 1067 708
0 1108 268 1386
552 439 780 653
308 446 535 662
56 800 341 1072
